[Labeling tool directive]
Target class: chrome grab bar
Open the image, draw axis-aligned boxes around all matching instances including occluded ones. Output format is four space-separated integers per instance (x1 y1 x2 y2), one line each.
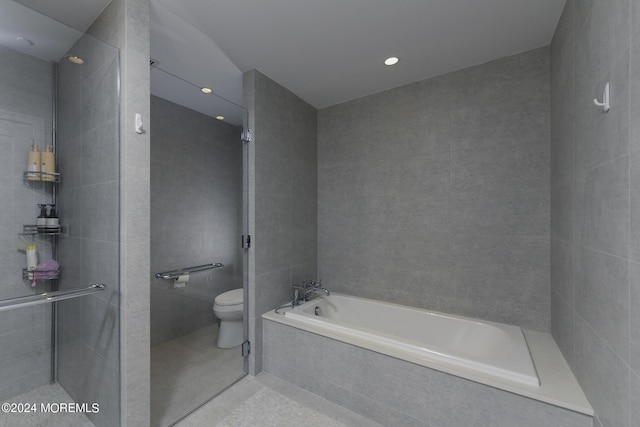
154 263 223 280
0 284 106 312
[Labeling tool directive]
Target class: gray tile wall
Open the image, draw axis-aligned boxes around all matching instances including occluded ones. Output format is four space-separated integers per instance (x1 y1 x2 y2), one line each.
150 95 243 346
318 48 550 331
243 70 318 374
263 319 592 427
550 1 639 426
0 46 54 401
56 33 121 427
86 0 151 425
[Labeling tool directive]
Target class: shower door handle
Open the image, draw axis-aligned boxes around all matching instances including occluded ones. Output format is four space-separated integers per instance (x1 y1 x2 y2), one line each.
0 284 106 312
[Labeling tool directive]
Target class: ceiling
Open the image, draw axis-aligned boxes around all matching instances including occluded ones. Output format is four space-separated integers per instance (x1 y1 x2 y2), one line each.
150 0 566 109
8 0 566 114
14 0 111 33
1 1 84 61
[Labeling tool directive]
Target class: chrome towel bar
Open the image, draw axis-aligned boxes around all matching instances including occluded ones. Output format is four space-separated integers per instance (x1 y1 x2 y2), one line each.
0 284 106 312
154 262 223 280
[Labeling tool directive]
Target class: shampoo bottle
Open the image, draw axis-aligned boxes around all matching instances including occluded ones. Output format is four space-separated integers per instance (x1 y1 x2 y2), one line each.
41 145 55 182
46 204 59 232
37 204 48 232
26 244 38 271
27 145 40 181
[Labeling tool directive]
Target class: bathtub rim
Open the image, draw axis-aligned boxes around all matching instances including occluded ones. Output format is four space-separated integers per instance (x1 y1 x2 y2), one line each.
285 294 540 387
262 298 593 416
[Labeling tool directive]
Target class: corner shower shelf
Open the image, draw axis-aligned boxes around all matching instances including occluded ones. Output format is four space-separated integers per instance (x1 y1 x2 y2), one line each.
23 268 60 281
23 171 60 183
18 171 62 283
21 224 64 235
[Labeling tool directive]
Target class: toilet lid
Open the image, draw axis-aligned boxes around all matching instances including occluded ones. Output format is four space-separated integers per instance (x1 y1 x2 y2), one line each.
215 288 243 306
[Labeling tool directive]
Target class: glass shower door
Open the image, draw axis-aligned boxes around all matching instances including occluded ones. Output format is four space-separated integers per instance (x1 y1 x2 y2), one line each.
0 2 121 426
149 66 248 426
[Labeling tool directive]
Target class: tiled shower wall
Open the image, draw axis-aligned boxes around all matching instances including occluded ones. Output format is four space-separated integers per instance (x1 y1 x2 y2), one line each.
243 69 318 374
0 46 53 401
318 48 551 331
150 95 243 346
550 1 640 426
56 33 121 427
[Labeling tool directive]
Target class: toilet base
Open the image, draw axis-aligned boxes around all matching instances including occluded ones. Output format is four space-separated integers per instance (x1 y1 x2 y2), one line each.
217 320 244 348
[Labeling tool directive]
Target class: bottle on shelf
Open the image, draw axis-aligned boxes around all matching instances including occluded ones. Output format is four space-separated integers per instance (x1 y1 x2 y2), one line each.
46 204 59 233
37 204 48 233
27 144 40 181
41 145 55 182
26 244 38 271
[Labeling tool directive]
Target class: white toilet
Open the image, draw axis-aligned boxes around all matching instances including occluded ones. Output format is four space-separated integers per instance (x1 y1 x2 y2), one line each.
213 288 244 348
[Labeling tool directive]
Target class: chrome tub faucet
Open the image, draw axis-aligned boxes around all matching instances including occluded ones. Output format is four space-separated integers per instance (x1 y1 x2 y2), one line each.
292 279 330 305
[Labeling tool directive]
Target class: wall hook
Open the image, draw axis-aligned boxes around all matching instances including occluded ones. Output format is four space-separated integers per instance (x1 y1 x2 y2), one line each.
593 82 610 113
135 113 145 134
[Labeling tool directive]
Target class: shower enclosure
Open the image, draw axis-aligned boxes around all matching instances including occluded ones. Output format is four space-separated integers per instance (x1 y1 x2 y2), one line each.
0 2 120 427
149 66 248 427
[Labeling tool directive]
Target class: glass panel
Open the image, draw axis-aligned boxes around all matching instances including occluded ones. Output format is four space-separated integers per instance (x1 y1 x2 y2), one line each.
0 2 120 426
56 29 120 427
149 66 247 427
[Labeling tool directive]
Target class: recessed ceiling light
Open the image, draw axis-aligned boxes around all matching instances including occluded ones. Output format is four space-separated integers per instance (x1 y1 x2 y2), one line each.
67 56 84 64
215 116 225 121
201 87 212 94
384 56 399 66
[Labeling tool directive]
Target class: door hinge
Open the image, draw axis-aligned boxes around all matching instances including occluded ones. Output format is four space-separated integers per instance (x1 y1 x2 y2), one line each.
241 340 251 357
241 127 252 143
242 234 251 249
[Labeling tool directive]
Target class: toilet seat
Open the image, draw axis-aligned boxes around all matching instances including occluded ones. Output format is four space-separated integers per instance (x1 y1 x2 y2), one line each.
213 289 243 313
213 303 242 313
214 288 243 306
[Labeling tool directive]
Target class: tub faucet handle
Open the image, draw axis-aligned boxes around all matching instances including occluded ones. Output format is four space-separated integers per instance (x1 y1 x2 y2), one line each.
292 283 308 305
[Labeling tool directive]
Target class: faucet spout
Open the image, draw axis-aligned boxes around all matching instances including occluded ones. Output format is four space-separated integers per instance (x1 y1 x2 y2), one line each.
293 279 330 303
304 286 329 300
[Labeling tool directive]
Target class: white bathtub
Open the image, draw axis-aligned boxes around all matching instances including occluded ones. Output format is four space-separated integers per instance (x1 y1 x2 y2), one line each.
281 293 539 387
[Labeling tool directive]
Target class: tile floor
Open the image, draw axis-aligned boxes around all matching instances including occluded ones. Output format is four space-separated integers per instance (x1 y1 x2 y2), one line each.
151 324 245 427
1 325 377 427
176 373 383 427
0 383 93 427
